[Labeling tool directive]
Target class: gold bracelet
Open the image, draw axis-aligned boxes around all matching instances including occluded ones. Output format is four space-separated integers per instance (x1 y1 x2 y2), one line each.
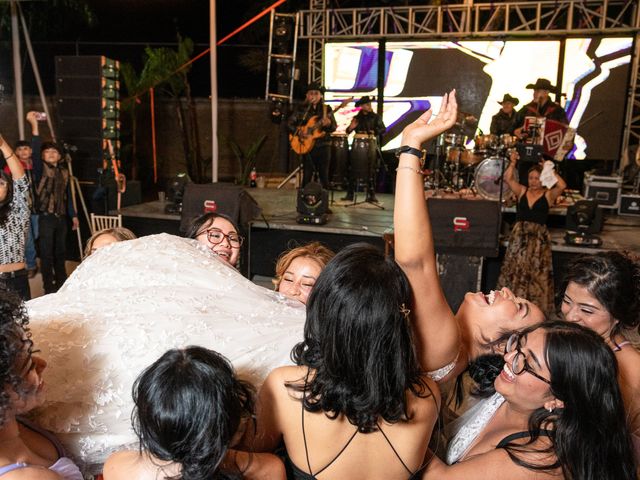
396 166 423 175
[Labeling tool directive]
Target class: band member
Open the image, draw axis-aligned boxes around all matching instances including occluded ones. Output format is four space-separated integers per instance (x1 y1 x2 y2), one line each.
287 83 337 189
514 78 568 137
346 96 386 136
343 96 386 203
490 93 519 135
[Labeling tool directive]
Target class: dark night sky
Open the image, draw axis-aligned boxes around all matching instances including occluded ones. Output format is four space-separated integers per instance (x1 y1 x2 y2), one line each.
1 0 441 98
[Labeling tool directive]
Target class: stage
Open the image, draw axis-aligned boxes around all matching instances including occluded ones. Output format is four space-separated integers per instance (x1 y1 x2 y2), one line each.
115 186 640 308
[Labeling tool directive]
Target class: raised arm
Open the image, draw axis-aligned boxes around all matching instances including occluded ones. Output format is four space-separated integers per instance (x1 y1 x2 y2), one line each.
504 150 525 199
393 92 463 374
0 135 25 180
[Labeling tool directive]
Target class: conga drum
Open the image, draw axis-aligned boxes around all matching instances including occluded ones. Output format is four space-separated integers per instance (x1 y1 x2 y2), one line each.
330 133 349 186
350 134 377 179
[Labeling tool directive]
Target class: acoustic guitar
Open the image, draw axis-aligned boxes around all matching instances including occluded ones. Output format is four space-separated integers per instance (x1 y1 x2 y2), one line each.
290 97 353 155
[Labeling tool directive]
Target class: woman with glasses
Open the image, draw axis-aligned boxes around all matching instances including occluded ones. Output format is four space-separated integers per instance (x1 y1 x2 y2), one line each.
186 212 244 267
0 135 31 301
559 252 640 462
394 94 637 478
0 292 83 479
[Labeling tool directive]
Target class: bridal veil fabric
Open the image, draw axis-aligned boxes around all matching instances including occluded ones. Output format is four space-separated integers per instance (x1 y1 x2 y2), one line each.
25 234 306 471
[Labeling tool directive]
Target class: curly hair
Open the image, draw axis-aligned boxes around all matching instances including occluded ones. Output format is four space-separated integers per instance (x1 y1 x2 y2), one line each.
272 242 335 290
0 292 31 427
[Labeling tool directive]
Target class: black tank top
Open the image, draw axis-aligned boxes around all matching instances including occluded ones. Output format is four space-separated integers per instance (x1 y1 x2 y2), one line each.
516 189 549 225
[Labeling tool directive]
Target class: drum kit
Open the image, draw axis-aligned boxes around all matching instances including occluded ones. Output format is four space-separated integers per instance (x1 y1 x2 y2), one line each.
426 130 518 201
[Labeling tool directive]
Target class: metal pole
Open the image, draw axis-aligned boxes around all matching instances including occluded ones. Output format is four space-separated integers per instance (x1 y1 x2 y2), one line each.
211 0 219 182
17 2 56 140
10 1 24 139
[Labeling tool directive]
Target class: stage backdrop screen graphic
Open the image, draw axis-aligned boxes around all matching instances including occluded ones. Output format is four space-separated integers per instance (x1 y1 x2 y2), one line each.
323 38 631 161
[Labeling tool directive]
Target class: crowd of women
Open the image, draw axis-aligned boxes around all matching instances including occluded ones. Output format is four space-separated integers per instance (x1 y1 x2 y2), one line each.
0 92 639 479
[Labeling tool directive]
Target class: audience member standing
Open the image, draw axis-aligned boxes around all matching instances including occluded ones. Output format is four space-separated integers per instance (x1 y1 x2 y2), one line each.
34 141 79 294
4 112 42 278
0 135 31 300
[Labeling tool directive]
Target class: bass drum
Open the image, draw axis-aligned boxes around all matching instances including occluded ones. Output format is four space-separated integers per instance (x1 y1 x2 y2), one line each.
474 157 514 201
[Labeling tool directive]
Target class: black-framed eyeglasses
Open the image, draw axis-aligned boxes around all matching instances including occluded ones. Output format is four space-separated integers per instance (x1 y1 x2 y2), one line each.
203 228 244 248
505 333 551 385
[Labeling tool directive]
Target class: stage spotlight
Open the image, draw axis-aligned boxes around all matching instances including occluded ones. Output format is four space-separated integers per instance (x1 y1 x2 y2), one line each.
165 173 190 214
564 200 603 247
296 181 329 225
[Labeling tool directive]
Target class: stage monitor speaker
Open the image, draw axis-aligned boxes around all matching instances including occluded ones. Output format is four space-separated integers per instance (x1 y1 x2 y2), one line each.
180 183 262 234
427 198 501 257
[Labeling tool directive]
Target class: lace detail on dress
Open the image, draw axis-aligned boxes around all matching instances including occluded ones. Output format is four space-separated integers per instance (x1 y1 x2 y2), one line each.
426 352 460 382
26 234 306 472
445 392 505 464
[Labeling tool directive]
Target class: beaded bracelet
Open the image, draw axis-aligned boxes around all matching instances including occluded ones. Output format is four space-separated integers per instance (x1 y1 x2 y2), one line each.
396 166 423 175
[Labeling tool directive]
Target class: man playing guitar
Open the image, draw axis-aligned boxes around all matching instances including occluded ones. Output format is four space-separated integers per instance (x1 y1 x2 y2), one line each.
287 83 336 189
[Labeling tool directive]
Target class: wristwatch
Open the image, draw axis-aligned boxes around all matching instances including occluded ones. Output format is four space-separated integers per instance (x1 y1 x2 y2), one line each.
396 145 426 165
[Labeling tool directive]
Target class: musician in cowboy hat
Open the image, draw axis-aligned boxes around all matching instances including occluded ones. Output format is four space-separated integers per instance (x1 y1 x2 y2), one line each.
514 77 568 136
490 93 520 135
287 82 337 189
346 96 386 137
342 96 387 203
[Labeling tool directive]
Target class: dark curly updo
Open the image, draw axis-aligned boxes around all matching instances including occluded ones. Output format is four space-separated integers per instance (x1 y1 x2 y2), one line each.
0 292 30 427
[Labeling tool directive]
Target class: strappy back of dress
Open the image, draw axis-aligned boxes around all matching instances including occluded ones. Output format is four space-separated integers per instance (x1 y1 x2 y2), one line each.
288 375 426 480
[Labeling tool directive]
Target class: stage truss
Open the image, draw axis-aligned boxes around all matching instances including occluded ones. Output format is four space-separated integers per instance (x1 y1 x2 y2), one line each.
300 0 640 166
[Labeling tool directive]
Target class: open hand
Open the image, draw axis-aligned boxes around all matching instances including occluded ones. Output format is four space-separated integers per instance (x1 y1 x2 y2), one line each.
401 90 458 147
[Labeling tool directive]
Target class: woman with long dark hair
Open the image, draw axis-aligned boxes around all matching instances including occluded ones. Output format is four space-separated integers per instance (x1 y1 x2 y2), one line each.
560 251 640 461
104 347 285 480
248 243 440 479
0 135 31 300
0 292 83 479
393 93 636 478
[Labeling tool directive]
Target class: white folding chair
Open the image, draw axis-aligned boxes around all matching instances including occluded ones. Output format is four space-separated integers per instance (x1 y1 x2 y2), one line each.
90 213 122 234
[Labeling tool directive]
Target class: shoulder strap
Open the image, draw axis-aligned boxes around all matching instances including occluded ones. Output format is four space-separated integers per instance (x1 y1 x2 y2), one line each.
496 429 553 449
377 424 413 474
0 463 29 475
17 417 65 458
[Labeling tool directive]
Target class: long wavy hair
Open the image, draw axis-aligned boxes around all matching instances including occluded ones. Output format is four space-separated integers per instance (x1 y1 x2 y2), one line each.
0 292 31 427
501 321 636 479
0 171 14 226
560 251 640 339
289 243 433 433
132 347 255 480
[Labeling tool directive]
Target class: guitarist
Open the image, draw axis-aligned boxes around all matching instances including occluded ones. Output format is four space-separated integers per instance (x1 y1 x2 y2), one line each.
287 82 336 189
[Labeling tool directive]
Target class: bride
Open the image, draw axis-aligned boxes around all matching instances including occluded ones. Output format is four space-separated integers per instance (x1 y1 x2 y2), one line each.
25 233 305 473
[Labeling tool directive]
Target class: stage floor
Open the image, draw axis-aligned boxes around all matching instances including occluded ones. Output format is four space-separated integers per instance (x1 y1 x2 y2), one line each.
116 187 640 255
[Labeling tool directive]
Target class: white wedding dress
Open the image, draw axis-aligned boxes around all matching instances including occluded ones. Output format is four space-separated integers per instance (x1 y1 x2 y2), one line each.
26 234 306 472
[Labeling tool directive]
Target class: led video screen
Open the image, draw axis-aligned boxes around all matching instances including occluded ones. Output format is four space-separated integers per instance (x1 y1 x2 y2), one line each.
323 38 632 161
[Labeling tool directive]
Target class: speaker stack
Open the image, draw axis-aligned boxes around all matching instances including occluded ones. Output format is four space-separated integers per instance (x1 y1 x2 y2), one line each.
55 55 120 183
